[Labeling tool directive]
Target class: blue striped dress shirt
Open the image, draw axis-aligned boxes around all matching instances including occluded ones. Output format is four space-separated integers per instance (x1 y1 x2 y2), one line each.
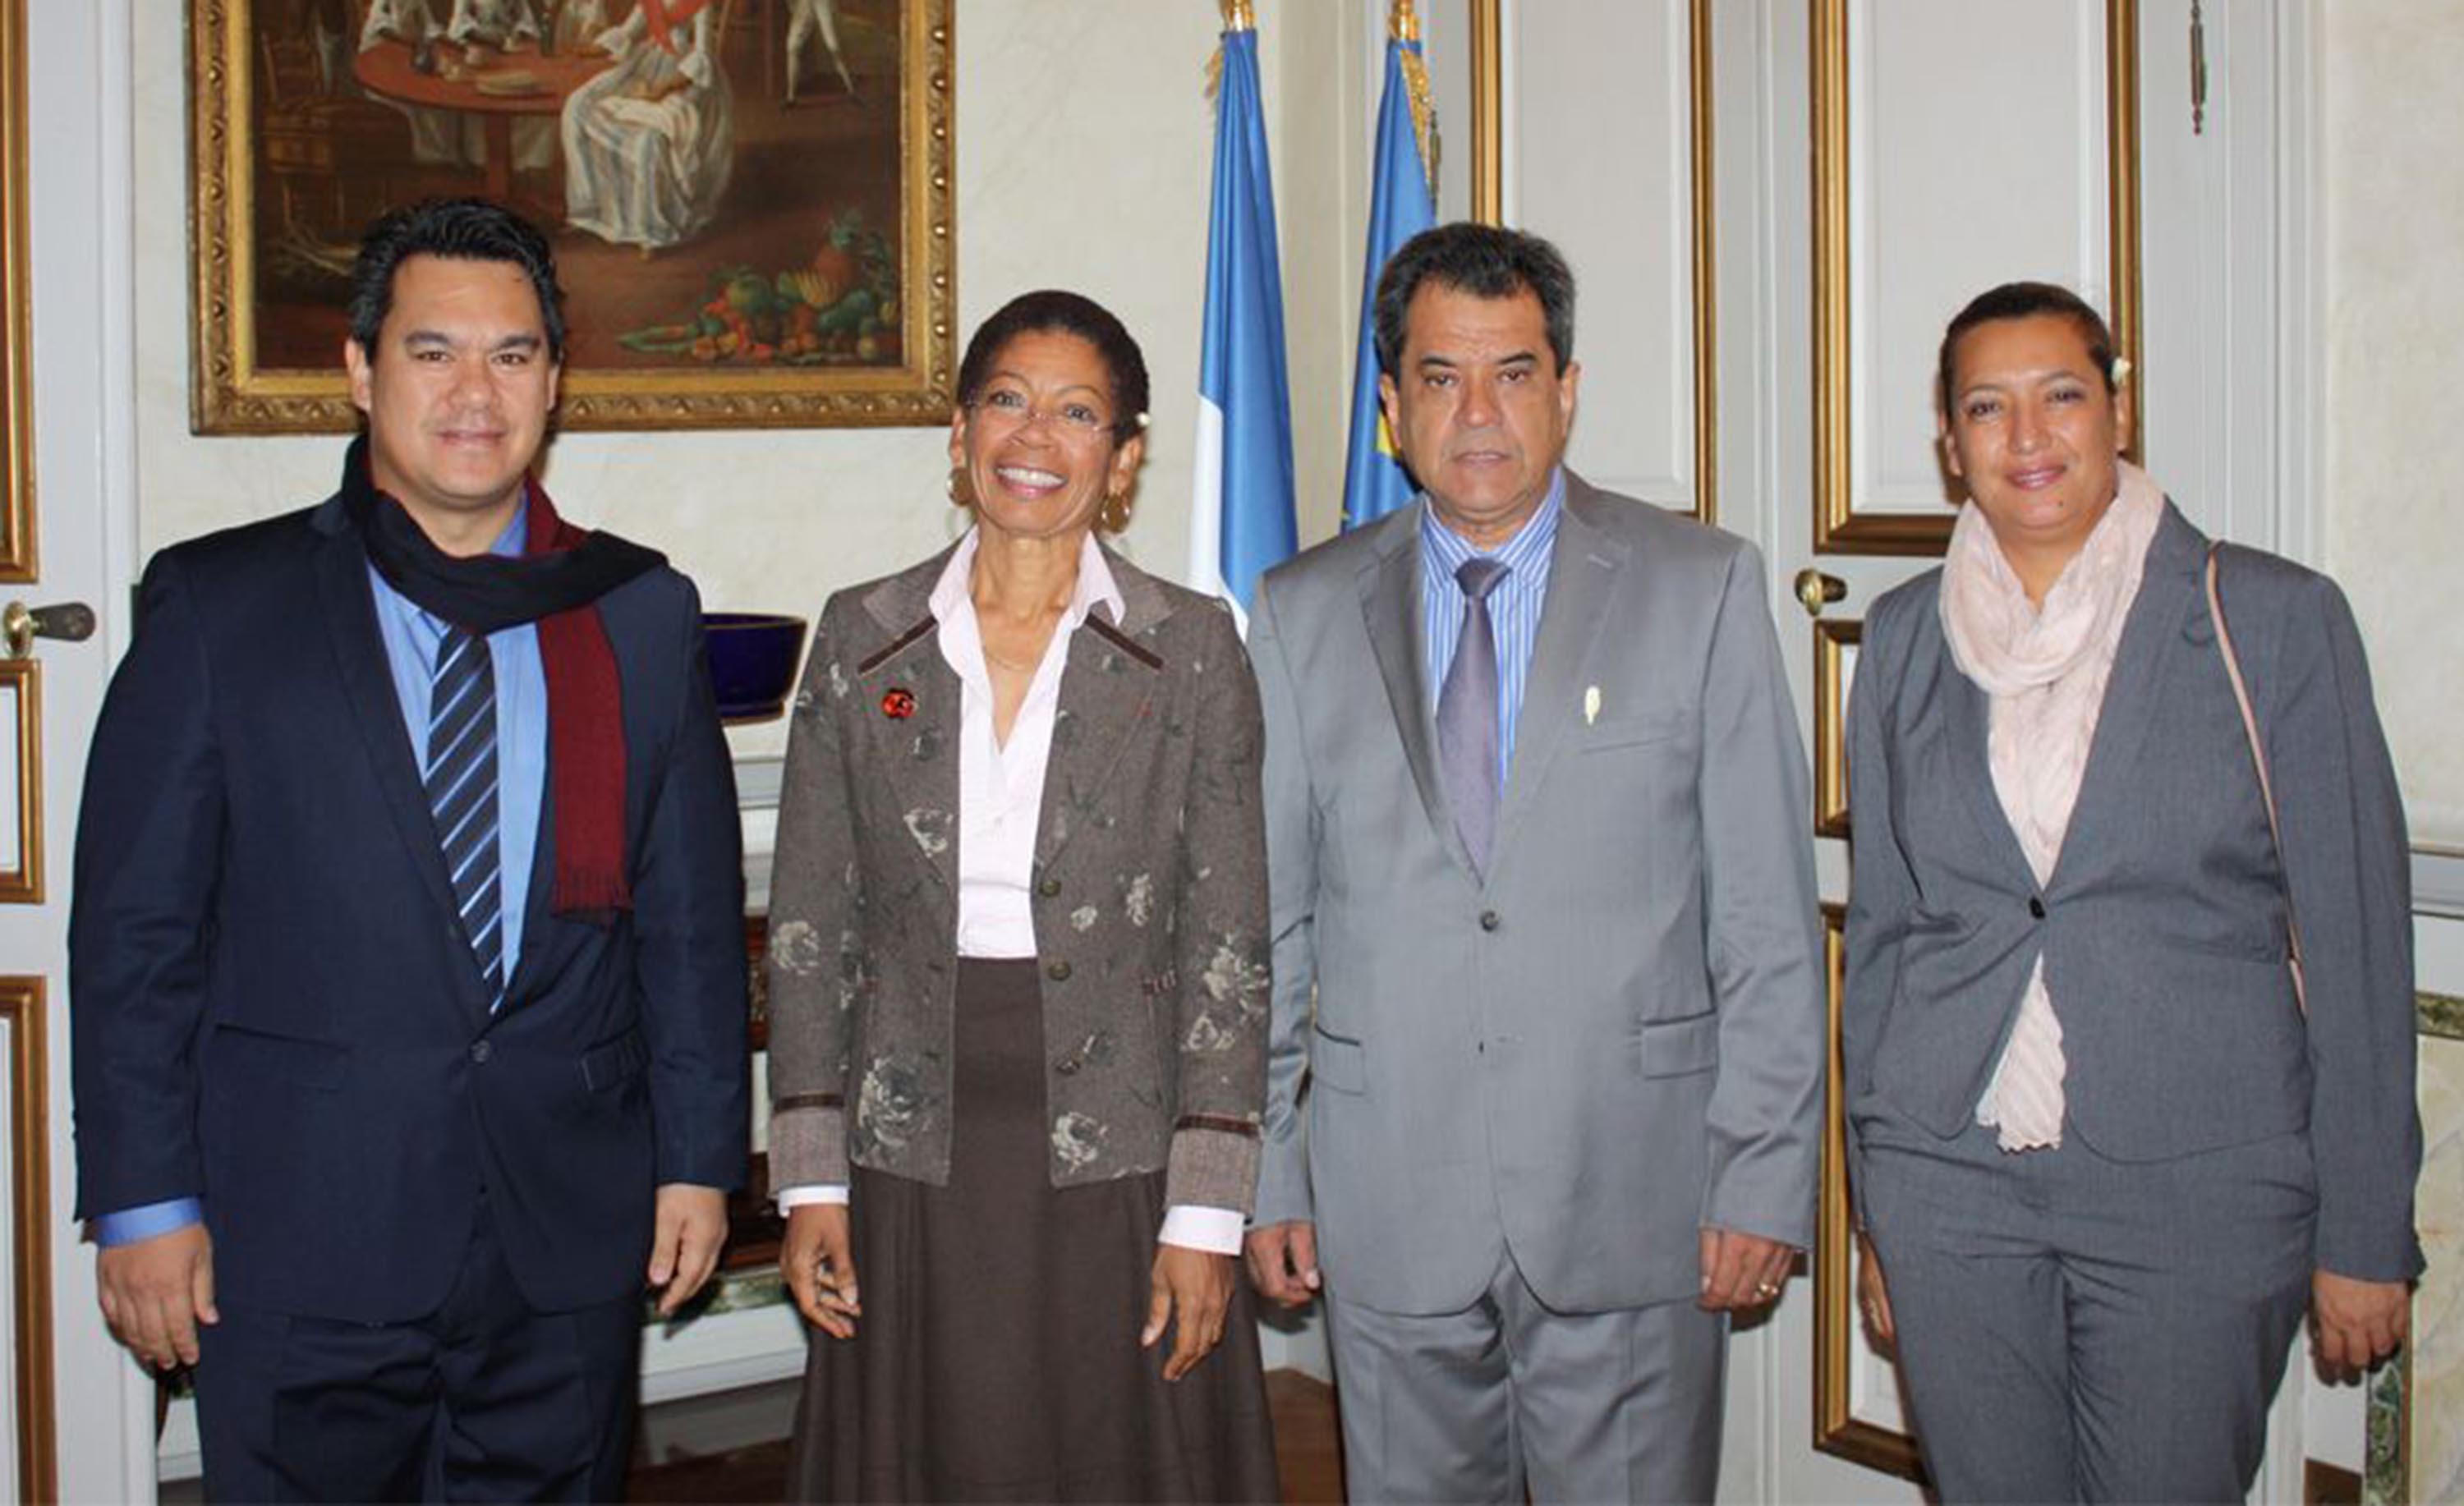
1418 467 1565 787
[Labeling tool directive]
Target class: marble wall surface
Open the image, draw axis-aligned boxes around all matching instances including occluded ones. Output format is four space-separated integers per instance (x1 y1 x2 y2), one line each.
2324 0 2464 845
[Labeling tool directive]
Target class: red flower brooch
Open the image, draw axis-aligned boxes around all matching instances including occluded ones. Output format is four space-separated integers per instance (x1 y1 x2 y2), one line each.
880 686 917 719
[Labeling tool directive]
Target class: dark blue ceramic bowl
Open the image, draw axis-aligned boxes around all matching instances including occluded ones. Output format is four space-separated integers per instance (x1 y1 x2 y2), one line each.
702 613 810 723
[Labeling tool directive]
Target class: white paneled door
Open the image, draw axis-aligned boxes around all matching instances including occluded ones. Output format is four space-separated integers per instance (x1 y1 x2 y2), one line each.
1483 0 2309 1501
0 0 151 1499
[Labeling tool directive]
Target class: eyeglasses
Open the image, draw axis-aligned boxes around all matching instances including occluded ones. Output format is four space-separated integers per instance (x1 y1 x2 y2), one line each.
967 388 1113 438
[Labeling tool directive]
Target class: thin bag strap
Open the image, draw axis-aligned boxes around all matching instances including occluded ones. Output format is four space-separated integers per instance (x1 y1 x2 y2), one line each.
2204 543 2309 1017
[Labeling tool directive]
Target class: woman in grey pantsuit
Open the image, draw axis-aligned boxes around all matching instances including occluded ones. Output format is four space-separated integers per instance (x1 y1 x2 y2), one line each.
1843 282 2420 1502
763 291 1279 1502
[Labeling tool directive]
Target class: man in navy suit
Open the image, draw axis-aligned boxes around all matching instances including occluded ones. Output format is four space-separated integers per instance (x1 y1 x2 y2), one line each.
70 199 748 1499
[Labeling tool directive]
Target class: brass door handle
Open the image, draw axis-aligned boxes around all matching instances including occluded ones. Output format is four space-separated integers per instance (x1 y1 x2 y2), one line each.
1792 569 1846 618
3 599 96 659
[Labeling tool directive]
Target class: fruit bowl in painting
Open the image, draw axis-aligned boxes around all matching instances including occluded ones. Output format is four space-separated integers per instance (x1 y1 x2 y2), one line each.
702 613 810 723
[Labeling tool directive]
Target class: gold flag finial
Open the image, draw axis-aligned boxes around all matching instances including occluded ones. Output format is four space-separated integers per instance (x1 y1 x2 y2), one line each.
1393 2 1439 198
1220 0 1257 33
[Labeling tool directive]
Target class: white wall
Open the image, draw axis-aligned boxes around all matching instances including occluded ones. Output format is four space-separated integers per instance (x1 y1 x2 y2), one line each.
129 0 1364 762
2321 0 2464 847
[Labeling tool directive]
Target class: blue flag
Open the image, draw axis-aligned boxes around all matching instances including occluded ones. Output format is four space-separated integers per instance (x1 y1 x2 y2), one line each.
1188 24 1296 627
1341 31 1438 530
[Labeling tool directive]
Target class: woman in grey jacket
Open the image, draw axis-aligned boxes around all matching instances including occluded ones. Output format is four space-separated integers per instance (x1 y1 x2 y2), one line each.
763 291 1277 1501
1844 282 2419 1502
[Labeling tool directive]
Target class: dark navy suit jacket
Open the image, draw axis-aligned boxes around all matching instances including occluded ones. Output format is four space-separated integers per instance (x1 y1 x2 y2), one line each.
70 487 750 1322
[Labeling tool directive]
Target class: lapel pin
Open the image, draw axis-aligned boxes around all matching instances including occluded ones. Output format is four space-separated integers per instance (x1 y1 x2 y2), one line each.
881 686 917 720
1584 686 1602 725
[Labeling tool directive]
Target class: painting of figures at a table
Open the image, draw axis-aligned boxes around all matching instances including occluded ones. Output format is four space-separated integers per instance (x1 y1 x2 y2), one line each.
241 0 911 377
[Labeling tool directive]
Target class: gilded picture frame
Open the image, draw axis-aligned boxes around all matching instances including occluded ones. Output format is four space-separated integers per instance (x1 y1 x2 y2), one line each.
189 0 955 434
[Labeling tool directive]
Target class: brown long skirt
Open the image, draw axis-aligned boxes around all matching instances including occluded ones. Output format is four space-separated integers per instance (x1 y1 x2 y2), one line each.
785 957 1280 1503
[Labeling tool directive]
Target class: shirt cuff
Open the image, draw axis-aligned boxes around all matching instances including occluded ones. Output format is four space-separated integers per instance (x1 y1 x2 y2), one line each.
776 1182 848 1211
90 1198 204 1248
1159 1204 1244 1256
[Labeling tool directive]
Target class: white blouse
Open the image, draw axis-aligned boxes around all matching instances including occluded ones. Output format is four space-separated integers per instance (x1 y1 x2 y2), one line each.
931 530 1122 959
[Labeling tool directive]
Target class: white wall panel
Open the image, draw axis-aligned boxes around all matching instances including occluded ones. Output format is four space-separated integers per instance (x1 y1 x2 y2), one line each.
1506 0 1699 512
1852 0 2111 517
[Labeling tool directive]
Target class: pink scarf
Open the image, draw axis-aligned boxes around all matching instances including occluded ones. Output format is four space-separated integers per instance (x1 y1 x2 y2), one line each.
1938 460 2166 1149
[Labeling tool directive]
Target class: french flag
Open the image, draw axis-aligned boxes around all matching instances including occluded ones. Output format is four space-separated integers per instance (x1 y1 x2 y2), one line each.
1187 14 1296 630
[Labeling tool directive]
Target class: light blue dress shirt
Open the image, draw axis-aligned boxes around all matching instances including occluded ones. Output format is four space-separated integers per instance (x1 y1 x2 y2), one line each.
91 510 549 1247
1417 466 1565 786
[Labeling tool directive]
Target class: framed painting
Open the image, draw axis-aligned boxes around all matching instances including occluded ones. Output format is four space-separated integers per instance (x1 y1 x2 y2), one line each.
189 0 954 433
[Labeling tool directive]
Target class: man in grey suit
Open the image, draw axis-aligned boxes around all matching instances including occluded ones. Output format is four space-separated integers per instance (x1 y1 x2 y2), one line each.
1244 223 1826 1503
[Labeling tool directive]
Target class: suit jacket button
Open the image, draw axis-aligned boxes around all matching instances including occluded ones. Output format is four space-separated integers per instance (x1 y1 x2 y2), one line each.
469 1040 492 1064
1047 960 1073 982
2028 897 2047 920
1479 910 1501 932
1038 877 1061 898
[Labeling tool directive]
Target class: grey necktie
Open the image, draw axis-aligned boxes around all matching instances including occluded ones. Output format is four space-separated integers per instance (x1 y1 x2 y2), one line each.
1437 555 1510 874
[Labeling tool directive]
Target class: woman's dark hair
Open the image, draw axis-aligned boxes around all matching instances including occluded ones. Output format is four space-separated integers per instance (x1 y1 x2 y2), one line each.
1937 281 2117 419
348 198 568 361
1372 222 1576 378
956 290 1152 443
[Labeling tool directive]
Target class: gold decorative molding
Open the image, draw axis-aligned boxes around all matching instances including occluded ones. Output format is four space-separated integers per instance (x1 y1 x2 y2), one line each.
1467 0 1501 225
0 658 37 904
1814 903 1928 1481
2421 990 2464 1041
1814 619 1859 838
1688 0 1717 526
1810 0 2143 556
0 978 54 1503
0 0 30 582
2108 0 2144 466
187 0 958 433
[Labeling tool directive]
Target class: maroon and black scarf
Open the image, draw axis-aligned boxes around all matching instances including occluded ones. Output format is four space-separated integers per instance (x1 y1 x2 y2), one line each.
341 436 664 920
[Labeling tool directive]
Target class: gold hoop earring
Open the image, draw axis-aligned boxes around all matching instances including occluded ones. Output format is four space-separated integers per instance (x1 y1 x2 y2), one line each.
947 466 975 507
1100 492 1132 533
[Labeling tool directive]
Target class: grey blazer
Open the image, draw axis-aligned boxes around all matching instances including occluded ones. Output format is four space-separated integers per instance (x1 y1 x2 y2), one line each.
764 543 1271 1214
1842 503 2422 1281
1252 473 1827 1315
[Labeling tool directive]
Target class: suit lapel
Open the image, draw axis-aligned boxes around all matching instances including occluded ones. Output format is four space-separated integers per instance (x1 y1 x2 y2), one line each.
1489 486 1625 872
2047 503 2207 891
853 551 963 895
1357 508 1475 876
310 500 491 1030
1035 553 1171 877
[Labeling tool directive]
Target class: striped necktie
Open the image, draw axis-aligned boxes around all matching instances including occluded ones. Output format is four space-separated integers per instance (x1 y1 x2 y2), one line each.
426 626 505 1009
1436 555 1510 875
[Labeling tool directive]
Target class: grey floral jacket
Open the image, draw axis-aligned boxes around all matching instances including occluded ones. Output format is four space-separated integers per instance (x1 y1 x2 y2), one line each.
763 541 1271 1213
